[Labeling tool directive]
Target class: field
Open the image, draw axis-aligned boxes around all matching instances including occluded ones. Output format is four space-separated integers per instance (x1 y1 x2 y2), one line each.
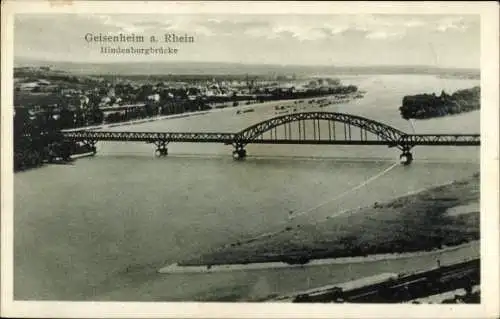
179 173 480 266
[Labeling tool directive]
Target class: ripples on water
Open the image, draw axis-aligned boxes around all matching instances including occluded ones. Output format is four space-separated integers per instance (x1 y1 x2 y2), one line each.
14 75 480 301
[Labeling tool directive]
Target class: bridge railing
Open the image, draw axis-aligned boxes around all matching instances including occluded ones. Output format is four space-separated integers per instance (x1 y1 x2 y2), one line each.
62 131 237 143
61 130 480 147
399 134 481 146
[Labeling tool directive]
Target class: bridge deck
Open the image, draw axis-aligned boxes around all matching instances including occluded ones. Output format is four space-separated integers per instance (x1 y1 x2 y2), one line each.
400 134 480 145
59 112 479 164
61 112 480 148
63 131 237 143
62 130 480 146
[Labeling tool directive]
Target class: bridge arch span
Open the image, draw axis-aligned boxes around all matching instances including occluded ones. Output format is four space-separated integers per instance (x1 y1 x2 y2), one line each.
234 112 406 144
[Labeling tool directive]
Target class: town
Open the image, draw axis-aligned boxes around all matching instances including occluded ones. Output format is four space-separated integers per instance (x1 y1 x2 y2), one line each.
13 66 360 171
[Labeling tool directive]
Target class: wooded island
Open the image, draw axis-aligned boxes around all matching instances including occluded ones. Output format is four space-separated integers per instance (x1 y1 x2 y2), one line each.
399 86 480 120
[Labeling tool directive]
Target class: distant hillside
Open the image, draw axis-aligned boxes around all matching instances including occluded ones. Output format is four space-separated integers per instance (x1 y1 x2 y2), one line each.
15 58 480 78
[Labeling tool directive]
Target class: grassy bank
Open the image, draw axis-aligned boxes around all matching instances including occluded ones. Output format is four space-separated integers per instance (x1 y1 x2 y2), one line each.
179 173 479 266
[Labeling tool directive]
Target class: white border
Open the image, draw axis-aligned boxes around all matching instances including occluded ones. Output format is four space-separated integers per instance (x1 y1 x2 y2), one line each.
1 1 499 318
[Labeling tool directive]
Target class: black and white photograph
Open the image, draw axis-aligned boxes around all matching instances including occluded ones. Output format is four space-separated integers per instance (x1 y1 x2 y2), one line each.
1 1 499 318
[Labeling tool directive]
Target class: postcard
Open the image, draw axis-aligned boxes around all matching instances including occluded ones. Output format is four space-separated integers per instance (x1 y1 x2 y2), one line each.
1 1 498 318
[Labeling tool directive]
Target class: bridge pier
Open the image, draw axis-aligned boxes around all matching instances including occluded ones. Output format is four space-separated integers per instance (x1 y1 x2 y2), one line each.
87 140 97 155
399 146 413 165
154 141 169 157
232 144 247 160
75 140 96 156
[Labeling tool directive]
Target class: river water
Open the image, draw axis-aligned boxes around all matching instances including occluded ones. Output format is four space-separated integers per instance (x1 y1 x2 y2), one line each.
14 75 480 301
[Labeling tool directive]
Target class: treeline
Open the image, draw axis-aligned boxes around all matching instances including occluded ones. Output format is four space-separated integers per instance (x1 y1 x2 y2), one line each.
255 85 358 102
14 108 78 171
103 100 211 124
399 86 480 120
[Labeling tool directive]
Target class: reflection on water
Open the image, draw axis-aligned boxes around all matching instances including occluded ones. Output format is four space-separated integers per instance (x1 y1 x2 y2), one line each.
14 75 480 301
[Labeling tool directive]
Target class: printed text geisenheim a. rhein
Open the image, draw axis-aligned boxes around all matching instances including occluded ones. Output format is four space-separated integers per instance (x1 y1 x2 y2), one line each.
84 32 195 43
84 33 195 55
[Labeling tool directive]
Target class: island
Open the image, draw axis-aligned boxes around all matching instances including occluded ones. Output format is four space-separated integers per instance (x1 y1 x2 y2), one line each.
399 86 480 120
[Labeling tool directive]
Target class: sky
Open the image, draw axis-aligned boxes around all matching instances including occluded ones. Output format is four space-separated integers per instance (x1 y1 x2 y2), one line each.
14 14 480 68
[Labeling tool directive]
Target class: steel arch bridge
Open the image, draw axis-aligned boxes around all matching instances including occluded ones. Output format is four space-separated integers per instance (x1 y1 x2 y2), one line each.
234 112 406 145
61 111 480 165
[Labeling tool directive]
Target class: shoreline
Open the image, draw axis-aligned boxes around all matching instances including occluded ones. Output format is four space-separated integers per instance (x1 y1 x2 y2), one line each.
62 110 211 132
208 178 465 252
158 240 479 274
61 93 363 132
406 109 480 122
175 173 479 268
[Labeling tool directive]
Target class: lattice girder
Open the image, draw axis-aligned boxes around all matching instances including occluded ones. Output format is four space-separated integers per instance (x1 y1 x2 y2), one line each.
234 112 406 144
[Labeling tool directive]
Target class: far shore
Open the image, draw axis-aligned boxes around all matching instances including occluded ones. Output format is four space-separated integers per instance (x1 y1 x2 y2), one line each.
177 173 479 267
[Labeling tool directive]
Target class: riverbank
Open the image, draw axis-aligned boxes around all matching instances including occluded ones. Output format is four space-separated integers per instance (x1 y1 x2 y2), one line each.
177 172 479 267
159 241 479 274
62 110 212 132
62 91 365 133
16 91 366 172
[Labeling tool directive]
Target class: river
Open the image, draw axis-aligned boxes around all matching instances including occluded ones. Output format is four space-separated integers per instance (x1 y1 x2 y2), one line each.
14 74 480 301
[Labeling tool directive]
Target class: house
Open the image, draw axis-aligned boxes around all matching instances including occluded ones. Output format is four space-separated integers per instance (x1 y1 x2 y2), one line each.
19 82 40 91
147 94 160 102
